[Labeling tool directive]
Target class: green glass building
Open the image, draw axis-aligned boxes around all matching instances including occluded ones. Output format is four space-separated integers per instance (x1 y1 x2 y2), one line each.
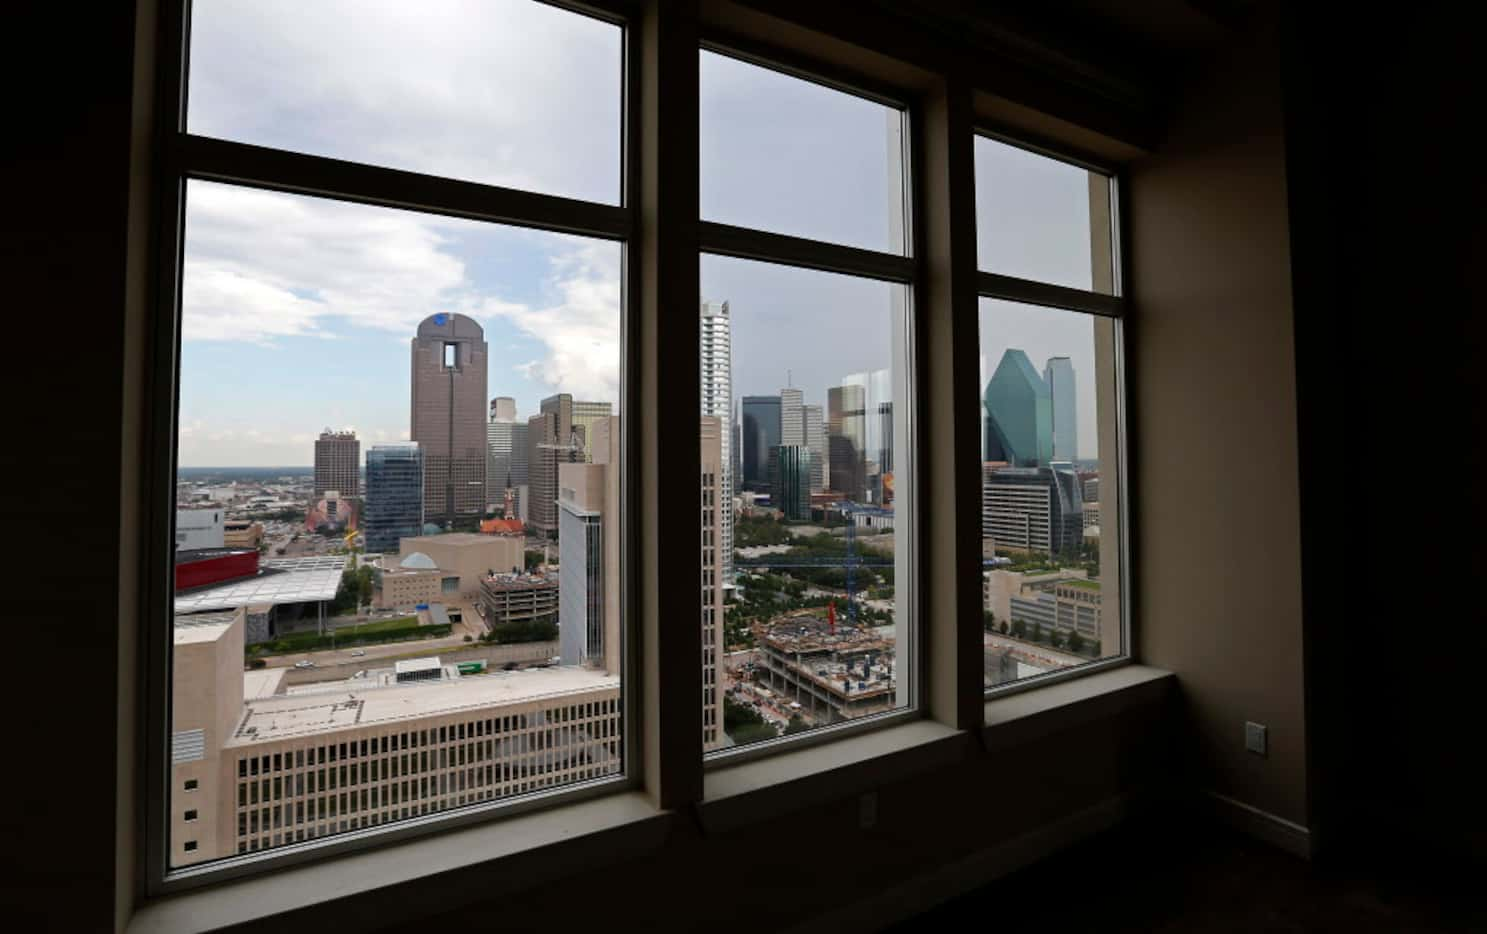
983 349 1052 467
772 444 813 519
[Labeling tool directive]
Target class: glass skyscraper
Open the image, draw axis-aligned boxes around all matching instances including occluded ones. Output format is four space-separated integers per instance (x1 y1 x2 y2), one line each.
364 443 425 554
983 348 1052 467
741 395 781 492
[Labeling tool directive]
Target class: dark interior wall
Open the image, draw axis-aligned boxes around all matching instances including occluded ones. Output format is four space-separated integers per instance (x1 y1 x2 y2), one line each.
1284 9 1487 862
0 3 142 930
1125 15 1310 827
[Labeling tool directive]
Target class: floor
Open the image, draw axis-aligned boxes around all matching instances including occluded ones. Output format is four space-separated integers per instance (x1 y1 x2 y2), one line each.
891 818 1485 933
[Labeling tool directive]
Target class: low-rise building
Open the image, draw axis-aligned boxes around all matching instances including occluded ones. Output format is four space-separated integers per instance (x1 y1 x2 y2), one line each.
399 532 524 599
223 520 264 549
754 613 897 724
377 551 443 609
169 609 621 866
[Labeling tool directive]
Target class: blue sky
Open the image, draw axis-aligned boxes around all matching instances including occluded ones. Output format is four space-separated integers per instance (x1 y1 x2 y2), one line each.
178 0 1105 466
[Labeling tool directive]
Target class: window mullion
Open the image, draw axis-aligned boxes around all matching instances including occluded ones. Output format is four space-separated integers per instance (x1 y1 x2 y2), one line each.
919 76 984 730
637 0 704 808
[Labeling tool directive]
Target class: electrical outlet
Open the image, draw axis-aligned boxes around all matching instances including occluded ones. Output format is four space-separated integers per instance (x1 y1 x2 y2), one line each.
859 791 878 829
1245 721 1268 756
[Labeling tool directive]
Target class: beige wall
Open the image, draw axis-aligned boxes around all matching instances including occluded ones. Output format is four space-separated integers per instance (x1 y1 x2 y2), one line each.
170 610 246 865
1127 19 1308 827
401 533 524 596
378 567 440 609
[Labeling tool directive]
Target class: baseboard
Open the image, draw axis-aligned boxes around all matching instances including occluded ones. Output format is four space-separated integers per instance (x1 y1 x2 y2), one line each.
1204 789 1312 859
782 793 1134 934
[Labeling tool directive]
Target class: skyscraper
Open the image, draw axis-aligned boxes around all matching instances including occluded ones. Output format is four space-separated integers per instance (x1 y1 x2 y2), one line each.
570 400 613 463
558 416 620 674
1045 356 1078 462
701 416 725 751
489 396 517 422
780 386 804 446
827 384 866 500
804 403 826 493
363 443 424 554
527 400 584 539
313 429 359 499
487 401 528 510
983 349 1052 467
700 300 735 587
740 395 781 493
410 313 488 525
772 444 812 519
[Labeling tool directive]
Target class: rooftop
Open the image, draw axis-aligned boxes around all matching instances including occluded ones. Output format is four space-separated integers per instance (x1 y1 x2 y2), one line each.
228 666 618 746
173 555 345 614
404 532 507 548
173 612 237 645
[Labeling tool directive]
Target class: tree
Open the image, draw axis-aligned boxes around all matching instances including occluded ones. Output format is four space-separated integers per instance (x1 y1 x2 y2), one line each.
1010 619 1027 639
983 609 997 632
999 620 1009 635
1067 630 1085 654
1032 622 1046 643
1048 629 1063 649
784 714 808 735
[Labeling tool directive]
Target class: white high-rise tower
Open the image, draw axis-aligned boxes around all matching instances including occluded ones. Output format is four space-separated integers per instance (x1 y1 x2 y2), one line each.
700 300 735 587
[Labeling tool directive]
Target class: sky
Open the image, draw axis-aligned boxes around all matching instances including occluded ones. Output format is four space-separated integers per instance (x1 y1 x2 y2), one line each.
177 0 1108 466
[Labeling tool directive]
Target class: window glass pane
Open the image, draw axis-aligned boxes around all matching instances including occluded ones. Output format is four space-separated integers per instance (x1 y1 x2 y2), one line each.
702 255 912 753
701 51 908 254
974 137 1114 294
170 180 624 868
187 0 623 204
978 298 1123 687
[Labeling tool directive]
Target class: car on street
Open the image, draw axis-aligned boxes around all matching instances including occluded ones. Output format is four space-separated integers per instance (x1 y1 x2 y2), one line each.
350 649 365 657
293 660 315 669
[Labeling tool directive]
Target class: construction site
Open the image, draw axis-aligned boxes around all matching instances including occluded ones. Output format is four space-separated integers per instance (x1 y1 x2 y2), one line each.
747 609 897 727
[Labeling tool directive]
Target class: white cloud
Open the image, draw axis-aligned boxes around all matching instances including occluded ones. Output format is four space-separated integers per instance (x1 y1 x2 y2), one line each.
187 0 621 203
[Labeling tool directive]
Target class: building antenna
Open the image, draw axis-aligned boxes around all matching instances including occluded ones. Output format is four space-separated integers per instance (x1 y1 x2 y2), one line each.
787 369 792 388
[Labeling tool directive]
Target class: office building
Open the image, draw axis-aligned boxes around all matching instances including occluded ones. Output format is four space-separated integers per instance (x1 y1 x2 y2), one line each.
313 429 360 499
569 400 613 463
780 386 804 446
410 313 488 525
981 464 1084 556
1044 356 1078 462
557 415 621 673
364 443 424 554
984 349 1052 467
526 398 585 539
700 301 735 585
740 395 781 493
487 402 529 509
701 416 725 750
176 508 224 551
827 383 866 502
489 396 517 422
804 403 826 493
772 444 812 520
169 609 620 866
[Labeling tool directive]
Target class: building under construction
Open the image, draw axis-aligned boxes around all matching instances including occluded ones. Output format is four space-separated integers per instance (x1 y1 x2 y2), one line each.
755 611 897 724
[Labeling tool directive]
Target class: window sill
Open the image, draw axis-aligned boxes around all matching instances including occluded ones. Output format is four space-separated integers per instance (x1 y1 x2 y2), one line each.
128 791 671 933
982 663 1174 751
698 665 1174 836
699 719 974 834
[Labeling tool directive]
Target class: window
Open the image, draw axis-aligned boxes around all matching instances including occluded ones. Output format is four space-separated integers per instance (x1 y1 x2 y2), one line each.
159 0 630 878
701 51 915 756
143 0 1138 899
974 136 1127 690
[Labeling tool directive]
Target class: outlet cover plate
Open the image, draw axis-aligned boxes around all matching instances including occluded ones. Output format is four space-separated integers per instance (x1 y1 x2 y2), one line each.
1245 721 1267 756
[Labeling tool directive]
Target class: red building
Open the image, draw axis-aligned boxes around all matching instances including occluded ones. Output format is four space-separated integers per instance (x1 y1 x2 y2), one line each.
174 548 259 591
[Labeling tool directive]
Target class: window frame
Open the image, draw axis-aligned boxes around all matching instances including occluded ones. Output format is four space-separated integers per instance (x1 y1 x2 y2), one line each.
142 0 643 894
131 0 1143 904
971 127 1136 699
697 39 925 768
